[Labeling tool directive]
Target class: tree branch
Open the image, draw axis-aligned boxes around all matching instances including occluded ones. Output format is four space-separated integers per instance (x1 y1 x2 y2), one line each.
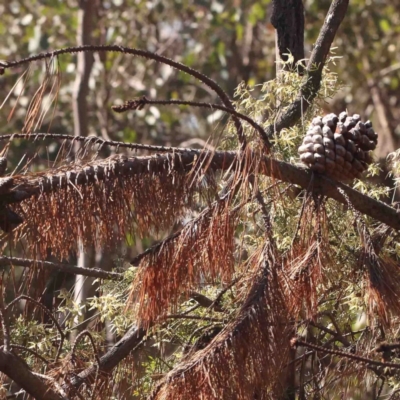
10 344 50 364
4 150 400 230
293 338 400 370
0 132 203 154
112 97 270 149
188 291 224 312
68 325 147 391
0 350 64 400
165 315 224 322
266 0 349 137
0 256 122 280
6 295 65 361
0 45 250 150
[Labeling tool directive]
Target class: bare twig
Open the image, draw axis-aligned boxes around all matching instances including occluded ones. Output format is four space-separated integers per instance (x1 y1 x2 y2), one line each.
0 132 203 154
165 315 225 323
293 338 400 369
10 344 49 364
318 311 351 347
70 330 101 399
0 45 250 150
67 325 147 391
210 276 242 310
189 291 224 312
71 329 100 365
0 256 122 281
112 96 270 149
309 321 350 347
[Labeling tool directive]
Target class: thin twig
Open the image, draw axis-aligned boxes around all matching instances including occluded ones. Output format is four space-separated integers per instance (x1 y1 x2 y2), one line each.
165 315 225 323
112 97 270 149
0 45 250 150
71 330 100 365
6 295 65 361
189 291 224 312
293 338 400 369
70 330 101 399
0 256 122 281
10 344 49 364
0 132 204 154
210 276 242 310
66 325 147 391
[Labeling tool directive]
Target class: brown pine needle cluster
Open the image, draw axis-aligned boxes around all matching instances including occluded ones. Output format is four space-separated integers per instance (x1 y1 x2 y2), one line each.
149 244 291 400
283 194 330 318
11 154 215 258
131 200 238 325
362 248 400 325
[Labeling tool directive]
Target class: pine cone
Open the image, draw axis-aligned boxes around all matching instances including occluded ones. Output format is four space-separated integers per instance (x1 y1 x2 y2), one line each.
298 112 378 182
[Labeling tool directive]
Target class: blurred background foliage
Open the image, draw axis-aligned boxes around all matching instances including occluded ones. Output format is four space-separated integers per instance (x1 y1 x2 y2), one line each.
2 0 400 161
1 0 399 162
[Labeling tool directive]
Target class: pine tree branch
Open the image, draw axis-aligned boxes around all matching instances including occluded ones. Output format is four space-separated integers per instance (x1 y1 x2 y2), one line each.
293 338 400 369
0 132 204 154
0 256 122 280
112 97 270 148
188 291 225 312
0 350 64 400
266 0 349 137
165 315 224 322
67 325 147 391
0 45 249 150
148 240 284 399
3 150 400 230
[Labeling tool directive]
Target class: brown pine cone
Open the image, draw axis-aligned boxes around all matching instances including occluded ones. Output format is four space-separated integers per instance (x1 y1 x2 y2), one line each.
298 112 377 182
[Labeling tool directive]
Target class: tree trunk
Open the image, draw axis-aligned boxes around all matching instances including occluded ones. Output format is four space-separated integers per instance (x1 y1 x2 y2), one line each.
72 0 98 341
